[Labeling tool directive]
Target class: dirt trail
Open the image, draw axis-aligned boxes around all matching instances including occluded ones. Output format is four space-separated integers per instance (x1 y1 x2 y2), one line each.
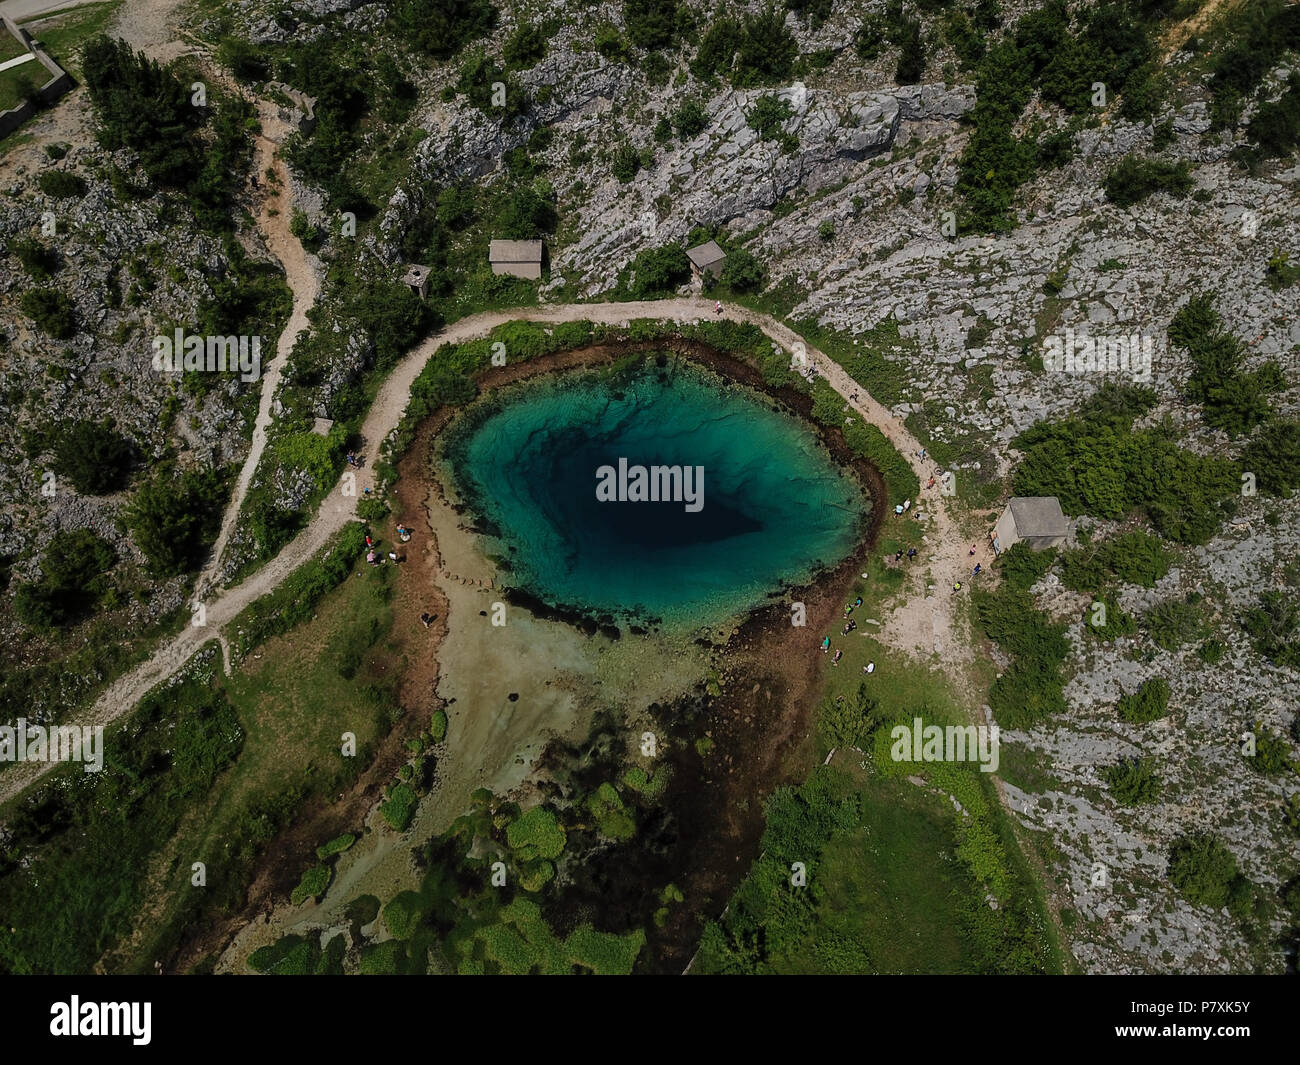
0 299 975 808
108 0 195 63
195 105 321 602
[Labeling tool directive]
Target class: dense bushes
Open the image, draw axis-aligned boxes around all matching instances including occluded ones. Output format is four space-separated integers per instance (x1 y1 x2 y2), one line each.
20 288 76 339
1242 591 1300 668
1103 155 1192 207
973 584 1069 729
998 542 1056 591
1011 384 1238 545
0 676 243 973
622 244 691 296
83 35 255 230
289 864 332 905
695 769 861 973
1167 832 1254 918
842 417 918 506
36 171 87 198
125 464 229 577
1243 419 1300 496
819 682 881 750
1168 293 1283 438
671 97 708 139
9 237 60 280
1103 756 1161 805
496 182 557 239
81 35 200 187
47 419 135 495
956 1 1172 231
1143 598 1205 651
746 94 798 152
1059 530 1171 593
718 245 765 292
1116 677 1170 724
623 0 682 50
1207 0 1300 130
387 0 498 59
1241 73 1300 165
691 7 796 86
13 529 117 630
502 21 546 69
954 38 1036 232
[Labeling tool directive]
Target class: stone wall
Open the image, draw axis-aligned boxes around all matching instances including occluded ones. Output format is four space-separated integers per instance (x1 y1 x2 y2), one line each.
0 15 75 139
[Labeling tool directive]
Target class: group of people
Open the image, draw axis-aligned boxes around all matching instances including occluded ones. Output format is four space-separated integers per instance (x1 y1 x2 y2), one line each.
822 596 868 666
364 524 413 567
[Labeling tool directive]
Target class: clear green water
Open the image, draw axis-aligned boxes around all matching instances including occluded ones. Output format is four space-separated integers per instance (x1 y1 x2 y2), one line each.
443 359 867 626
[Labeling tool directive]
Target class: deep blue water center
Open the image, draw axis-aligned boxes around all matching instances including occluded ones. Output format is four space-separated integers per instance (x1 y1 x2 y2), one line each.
444 360 867 624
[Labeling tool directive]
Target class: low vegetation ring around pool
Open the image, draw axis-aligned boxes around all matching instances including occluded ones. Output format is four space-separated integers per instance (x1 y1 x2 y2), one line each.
439 352 870 627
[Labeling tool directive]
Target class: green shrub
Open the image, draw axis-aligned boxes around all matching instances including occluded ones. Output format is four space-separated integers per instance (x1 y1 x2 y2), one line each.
1116 677 1170 724
998 542 1056 591
1266 249 1300 290
12 529 117 630
1060 530 1171 592
1012 387 1237 545
518 859 555 892
248 934 319 974
356 497 390 523
672 98 708 138
594 24 630 60
36 171 87 198
429 708 449 743
719 245 765 292
623 0 679 50
503 21 546 68
290 864 332 905
20 288 76 338
1085 594 1137 641
1243 420 1300 496
746 94 797 152
1103 156 1192 208
47 419 134 494
125 464 228 576
382 890 427 939
358 939 409 974
387 0 499 60
1167 832 1250 914
505 805 566 860
841 417 919 506
1168 292 1282 438
612 139 640 183
316 833 357 861
8 237 59 280
1242 590 1300 667
586 782 636 841
893 13 926 84
1102 756 1161 805
818 682 881 750
1245 724 1297 776
623 244 691 296
1195 638 1225 665
1143 599 1204 651
974 584 1069 729
380 783 417 832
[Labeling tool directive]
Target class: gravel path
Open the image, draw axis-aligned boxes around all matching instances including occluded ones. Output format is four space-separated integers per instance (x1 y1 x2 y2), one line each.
0 296 976 807
194 104 320 602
